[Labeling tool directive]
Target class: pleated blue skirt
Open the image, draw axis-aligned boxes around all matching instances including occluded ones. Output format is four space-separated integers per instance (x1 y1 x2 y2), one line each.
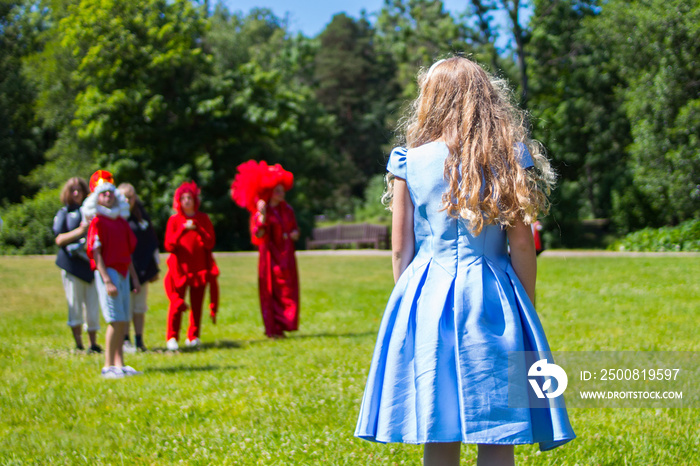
355 253 576 451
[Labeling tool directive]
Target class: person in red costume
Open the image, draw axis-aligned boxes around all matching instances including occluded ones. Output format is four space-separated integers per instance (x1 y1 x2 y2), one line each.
231 161 300 339
531 220 544 255
163 181 219 351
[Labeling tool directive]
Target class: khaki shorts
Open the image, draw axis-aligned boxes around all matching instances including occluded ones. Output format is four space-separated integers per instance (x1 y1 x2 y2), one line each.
62 270 100 331
130 282 149 315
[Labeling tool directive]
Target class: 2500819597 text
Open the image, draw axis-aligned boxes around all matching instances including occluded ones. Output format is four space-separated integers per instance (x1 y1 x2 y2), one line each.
598 368 680 381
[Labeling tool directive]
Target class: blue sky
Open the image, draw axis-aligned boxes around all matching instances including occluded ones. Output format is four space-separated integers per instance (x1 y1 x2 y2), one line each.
220 0 529 48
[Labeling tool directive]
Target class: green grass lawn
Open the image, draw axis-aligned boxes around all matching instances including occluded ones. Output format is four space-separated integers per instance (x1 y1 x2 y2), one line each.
0 254 698 465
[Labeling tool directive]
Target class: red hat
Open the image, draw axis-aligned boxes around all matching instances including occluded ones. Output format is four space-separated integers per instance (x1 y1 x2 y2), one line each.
230 160 294 213
173 181 201 215
89 170 115 193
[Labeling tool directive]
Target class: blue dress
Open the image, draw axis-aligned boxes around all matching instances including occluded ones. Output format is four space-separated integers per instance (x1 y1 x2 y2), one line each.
355 142 575 450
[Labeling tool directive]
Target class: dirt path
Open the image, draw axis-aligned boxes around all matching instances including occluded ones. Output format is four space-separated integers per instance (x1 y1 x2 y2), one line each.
213 249 700 258
7 249 699 260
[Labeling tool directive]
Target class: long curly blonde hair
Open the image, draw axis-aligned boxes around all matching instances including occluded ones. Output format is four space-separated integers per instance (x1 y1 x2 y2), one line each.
388 56 555 235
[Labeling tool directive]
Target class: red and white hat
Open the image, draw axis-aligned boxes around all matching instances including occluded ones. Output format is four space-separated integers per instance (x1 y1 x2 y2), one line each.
81 169 129 220
89 170 116 194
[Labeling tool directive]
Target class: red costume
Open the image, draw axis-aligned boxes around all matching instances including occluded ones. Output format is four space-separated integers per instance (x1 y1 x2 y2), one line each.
231 161 300 338
164 182 219 343
251 202 300 337
532 220 544 255
84 170 136 276
87 216 136 276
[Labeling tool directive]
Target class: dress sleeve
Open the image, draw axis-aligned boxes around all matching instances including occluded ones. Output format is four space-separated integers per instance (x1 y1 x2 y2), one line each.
387 146 408 179
515 142 535 169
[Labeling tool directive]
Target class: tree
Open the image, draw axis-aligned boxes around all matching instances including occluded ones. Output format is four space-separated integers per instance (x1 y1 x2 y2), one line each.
314 13 399 202
1 0 342 253
376 0 474 100
527 0 632 245
201 6 340 247
595 0 700 228
468 0 531 106
0 1 48 204
26 0 211 221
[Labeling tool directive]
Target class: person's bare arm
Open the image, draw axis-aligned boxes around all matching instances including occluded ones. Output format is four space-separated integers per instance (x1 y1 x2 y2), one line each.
128 262 141 295
254 200 267 238
55 223 88 247
392 178 415 283
507 219 537 305
93 247 118 297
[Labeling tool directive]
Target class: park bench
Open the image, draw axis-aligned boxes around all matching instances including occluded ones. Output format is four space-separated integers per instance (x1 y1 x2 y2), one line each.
306 223 389 250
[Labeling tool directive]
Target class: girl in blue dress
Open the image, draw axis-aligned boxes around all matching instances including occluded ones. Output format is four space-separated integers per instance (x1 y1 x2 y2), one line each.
355 57 575 465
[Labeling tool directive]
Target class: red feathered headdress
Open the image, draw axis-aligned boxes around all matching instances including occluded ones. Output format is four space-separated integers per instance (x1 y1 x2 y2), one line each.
265 163 294 193
173 181 201 215
230 160 294 213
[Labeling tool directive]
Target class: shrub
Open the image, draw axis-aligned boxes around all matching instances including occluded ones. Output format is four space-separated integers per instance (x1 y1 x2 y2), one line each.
0 189 62 255
354 174 390 224
611 219 700 252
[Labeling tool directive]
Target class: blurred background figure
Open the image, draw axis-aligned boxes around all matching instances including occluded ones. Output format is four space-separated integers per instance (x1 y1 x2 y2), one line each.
52 177 101 353
84 170 141 378
118 183 160 353
532 220 544 256
231 161 300 339
163 181 219 351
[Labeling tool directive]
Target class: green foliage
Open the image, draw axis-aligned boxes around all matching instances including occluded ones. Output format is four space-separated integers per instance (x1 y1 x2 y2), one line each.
354 173 391 224
376 0 475 99
6 0 342 252
463 0 533 107
0 0 49 204
0 188 61 254
592 0 700 227
206 6 291 74
3 0 699 254
611 219 700 252
528 0 631 246
198 9 343 248
314 13 400 200
23 0 213 244
1 254 699 463
526 0 700 241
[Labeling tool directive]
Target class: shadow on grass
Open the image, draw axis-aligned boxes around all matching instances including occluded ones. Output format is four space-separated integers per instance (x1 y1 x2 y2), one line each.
147 340 248 353
229 330 375 345
148 332 375 354
146 364 242 374
285 330 376 340
200 340 247 350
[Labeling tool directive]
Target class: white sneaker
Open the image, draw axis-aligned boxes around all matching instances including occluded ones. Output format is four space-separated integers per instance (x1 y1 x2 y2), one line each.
121 365 142 376
185 338 201 348
123 340 137 354
101 366 124 379
166 338 179 351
